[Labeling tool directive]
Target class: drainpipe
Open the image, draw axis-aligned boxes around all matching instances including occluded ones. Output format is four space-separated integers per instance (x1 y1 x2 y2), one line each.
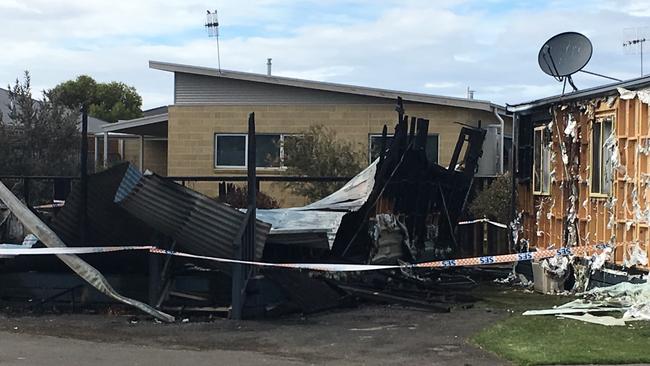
510 112 518 249
493 106 505 175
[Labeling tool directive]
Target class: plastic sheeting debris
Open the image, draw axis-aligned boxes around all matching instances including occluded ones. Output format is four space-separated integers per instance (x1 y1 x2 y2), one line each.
623 244 649 268
558 313 627 326
590 247 613 271
583 280 650 321
526 279 650 325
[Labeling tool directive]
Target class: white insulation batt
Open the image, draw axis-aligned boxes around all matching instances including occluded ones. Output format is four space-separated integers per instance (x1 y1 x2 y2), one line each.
618 87 650 104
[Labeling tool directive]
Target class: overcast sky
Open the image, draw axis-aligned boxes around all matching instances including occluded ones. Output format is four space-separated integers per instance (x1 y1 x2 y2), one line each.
1 0 649 109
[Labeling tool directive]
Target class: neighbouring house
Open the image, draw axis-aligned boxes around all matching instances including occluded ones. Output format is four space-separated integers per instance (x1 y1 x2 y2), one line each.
508 75 650 268
103 61 511 206
0 87 118 172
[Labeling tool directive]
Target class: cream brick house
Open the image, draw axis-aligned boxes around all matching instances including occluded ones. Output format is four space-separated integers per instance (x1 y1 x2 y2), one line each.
103 61 510 206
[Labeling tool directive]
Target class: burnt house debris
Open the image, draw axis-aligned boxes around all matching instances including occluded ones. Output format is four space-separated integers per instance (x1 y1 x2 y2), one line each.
332 98 487 264
0 98 492 320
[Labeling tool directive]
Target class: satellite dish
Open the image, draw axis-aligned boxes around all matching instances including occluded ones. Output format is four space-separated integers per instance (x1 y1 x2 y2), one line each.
538 32 593 78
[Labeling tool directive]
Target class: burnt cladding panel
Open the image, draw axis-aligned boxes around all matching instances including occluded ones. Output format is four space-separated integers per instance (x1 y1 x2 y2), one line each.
174 73 392 105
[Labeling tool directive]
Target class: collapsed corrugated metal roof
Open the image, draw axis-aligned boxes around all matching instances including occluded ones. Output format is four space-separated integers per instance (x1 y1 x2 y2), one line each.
300 160 377 211
115 169 271 261
256 209 345 249
50 163 153 246
254 159 377 249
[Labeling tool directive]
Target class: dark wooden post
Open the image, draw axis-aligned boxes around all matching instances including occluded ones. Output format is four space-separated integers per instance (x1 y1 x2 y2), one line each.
148 250 162 306
231 112 256 320
379 125 388 165
80 105 88 246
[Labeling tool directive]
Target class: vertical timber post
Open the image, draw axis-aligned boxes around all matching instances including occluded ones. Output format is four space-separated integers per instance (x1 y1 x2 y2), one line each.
139 135 144 172
94 135 99 172
80 105 88 246
231 112 256 320
103 131 109 168
148 247 162 306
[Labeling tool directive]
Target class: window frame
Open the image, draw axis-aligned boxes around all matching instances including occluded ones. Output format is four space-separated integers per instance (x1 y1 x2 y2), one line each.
590 115 615 197
368 133 440 164
214 132 295 169
532 126 552 196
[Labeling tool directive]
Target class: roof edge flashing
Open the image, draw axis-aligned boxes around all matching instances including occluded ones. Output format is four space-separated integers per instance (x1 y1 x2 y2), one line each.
149 60 506 113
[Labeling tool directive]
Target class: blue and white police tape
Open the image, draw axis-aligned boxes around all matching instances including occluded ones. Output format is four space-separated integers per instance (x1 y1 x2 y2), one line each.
0 245 154 256
0 243 615 272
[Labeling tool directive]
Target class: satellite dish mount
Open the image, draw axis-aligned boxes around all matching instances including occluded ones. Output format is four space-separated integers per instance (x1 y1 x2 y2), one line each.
538 32 592 93
538 32 621 95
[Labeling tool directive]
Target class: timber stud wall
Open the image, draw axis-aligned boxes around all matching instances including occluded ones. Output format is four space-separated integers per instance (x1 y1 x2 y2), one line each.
167 104 506 207
519 96 650 268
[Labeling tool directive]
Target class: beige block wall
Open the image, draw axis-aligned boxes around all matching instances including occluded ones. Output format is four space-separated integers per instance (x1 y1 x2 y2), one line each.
167 103 510 207
123 138 168 176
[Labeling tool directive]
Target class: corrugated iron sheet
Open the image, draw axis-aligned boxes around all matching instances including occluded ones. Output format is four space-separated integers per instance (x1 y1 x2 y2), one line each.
115 168 270 260
50 163 153 246
252 160 376 249
256 209 345 248
300 159 377 211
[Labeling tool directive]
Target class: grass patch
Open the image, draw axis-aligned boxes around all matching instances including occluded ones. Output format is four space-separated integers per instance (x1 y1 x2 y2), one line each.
472 313 650 365
471 285 571 312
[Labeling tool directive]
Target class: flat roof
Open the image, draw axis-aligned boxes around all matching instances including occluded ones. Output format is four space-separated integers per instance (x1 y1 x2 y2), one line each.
102 113 168 137
507 75 650 114
150 60 506 114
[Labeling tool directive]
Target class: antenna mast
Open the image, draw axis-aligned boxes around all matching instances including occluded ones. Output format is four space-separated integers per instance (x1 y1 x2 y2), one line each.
623 38 646 76
206 10 221 71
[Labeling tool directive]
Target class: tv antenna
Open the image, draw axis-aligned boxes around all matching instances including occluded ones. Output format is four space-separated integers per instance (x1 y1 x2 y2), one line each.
538 32 621 95
206 10 221 71
622 27 648 76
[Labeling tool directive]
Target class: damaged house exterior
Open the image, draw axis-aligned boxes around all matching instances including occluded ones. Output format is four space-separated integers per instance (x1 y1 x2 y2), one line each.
510 76 650 269
103 61 511 206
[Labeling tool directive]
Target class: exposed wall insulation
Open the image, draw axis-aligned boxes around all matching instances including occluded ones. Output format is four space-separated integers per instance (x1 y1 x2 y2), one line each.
517 92 650 268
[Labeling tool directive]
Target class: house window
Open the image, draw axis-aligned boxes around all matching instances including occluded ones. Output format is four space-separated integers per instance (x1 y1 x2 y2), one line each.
214 133 292 168
533 126 551 195
215 135 246 167
591 116 614 196
368 134 439 163
256 134 281 168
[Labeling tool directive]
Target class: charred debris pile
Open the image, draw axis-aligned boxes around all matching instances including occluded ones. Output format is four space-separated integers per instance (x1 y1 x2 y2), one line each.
0 98 492 320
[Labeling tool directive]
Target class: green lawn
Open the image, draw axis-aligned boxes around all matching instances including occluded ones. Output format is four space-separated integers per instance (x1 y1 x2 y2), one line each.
470 286 650 366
